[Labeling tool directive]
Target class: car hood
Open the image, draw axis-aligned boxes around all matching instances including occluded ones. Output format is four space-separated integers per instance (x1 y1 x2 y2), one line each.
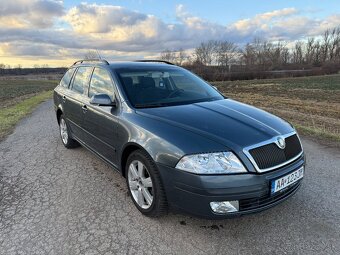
135 99 294 151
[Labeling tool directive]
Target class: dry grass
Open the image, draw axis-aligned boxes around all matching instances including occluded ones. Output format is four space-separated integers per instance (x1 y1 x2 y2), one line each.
0 79 57 108
0 78 57 140
0 91 53 140
213 74 340 145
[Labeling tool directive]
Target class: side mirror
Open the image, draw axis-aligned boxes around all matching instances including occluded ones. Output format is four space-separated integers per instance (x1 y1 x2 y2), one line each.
90 94 116 107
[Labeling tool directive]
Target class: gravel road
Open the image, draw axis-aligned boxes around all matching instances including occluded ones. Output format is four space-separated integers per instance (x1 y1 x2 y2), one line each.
1 100 339 255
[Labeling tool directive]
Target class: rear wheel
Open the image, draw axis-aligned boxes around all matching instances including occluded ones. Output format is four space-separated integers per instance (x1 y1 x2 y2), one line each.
126 150 167 217
59 115 79 148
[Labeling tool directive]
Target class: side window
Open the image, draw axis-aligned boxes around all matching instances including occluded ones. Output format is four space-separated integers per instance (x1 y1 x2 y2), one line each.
71 67 93 94
60 68 75 88
89 68 114 99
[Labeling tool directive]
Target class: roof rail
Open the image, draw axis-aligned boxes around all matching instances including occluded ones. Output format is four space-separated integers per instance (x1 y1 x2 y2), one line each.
73 59 109 66
135 60 175 65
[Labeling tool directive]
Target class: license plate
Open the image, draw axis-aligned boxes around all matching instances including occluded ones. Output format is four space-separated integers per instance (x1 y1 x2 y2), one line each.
271 167 304 194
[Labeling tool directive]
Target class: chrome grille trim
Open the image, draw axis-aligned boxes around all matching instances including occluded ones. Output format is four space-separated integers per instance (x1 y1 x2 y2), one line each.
243 131 303 173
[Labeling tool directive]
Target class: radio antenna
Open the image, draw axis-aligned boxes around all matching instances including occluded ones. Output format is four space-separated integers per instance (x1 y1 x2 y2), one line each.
96 49 102 60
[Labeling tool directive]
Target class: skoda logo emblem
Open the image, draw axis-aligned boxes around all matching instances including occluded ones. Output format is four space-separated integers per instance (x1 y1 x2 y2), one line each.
277 137 286 149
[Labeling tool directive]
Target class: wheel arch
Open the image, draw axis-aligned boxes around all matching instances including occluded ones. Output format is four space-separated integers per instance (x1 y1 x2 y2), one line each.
56 107 63 124
120 142 153 178
56 104 64 124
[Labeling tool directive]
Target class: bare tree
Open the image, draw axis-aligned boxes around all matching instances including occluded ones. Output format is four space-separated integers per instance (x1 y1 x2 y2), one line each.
160 49 189 65
194 41 215 65
215 41 239 68
292 41 304 64
84 50 100 59
305 38 316 64
177 48 186 65
328 27 340 62
242 43 256 68
304 38 324 66
280 46 290 65
184 54 193 65
313 41 322 66
160 49 177 63
0 63 5 74
321 29 331 63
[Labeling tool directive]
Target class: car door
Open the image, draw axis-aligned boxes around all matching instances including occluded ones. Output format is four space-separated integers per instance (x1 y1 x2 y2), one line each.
82 67 119 166
63 66 93 141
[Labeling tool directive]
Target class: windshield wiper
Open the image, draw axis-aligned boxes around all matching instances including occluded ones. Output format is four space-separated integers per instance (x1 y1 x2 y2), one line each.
134 103 169 108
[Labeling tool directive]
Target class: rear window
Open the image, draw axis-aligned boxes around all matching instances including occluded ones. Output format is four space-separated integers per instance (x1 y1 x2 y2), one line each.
71 67 93 94
60 68 75 88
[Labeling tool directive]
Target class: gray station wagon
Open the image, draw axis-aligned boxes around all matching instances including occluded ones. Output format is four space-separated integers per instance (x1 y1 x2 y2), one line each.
53 59 305 218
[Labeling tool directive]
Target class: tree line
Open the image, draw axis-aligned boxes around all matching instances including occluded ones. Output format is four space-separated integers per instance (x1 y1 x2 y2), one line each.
160 27 340 79
0 64 66 76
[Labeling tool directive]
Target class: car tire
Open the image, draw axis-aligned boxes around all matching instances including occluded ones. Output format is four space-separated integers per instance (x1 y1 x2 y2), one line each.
126 149 168 217
59 115 79 149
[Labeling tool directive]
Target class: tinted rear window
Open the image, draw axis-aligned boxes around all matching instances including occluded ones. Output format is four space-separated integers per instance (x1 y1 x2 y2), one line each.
71 67 93 94
60 68 75 88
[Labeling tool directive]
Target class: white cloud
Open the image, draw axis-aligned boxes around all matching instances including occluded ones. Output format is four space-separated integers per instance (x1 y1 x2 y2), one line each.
0 0 64 28
64 3 147 34
256 8 297 20
230 8 298 36
0 2 339 65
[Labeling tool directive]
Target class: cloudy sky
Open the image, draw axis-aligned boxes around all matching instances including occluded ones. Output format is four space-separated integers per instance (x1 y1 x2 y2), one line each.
0 0 339 67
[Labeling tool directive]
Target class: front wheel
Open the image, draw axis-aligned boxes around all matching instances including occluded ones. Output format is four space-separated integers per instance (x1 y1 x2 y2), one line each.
59 115 79 148
126 150 167 217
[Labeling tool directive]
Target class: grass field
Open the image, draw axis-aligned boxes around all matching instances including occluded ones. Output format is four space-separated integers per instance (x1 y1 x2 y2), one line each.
213 74 340 145
0 79 57 140
0 79 57 108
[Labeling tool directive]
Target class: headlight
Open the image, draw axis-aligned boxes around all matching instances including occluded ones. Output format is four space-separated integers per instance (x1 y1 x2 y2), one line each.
175 152 247 174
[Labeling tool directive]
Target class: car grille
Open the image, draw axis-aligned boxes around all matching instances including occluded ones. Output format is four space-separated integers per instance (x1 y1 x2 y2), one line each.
239 181 301 211
248 134 302 171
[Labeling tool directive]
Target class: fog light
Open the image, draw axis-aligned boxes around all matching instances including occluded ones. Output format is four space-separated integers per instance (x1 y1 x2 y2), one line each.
210 201 239 213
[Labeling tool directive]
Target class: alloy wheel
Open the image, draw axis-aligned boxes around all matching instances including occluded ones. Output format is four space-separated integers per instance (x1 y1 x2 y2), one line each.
60 118 68 145
127 160 154 209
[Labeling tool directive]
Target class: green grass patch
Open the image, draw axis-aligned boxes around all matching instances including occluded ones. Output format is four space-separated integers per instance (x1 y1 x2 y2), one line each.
0 90 53 140
294 124 340 143
213 74 340 90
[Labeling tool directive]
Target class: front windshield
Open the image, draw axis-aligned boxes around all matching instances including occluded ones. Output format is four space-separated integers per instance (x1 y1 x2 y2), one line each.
115 67 224 108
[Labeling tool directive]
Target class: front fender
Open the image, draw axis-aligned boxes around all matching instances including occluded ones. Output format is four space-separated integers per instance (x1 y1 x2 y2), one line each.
53 89 64 118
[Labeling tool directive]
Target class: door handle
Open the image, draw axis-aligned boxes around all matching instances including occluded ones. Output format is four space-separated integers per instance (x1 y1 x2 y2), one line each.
82 104 88 113
62 95 66 102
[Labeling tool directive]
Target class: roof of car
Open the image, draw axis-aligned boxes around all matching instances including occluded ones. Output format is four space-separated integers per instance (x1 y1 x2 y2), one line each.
72 59 178 70
109 61 179 69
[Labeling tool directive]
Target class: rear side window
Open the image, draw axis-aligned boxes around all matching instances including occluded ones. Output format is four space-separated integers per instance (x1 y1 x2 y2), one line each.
60 68 75 88
71 67 93 94
88 68 114 99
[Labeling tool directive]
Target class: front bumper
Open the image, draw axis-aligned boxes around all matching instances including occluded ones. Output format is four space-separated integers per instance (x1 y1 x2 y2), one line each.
157 154 305 219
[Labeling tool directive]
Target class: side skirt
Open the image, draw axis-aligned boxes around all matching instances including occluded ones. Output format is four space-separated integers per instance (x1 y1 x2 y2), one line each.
72 134 123 176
